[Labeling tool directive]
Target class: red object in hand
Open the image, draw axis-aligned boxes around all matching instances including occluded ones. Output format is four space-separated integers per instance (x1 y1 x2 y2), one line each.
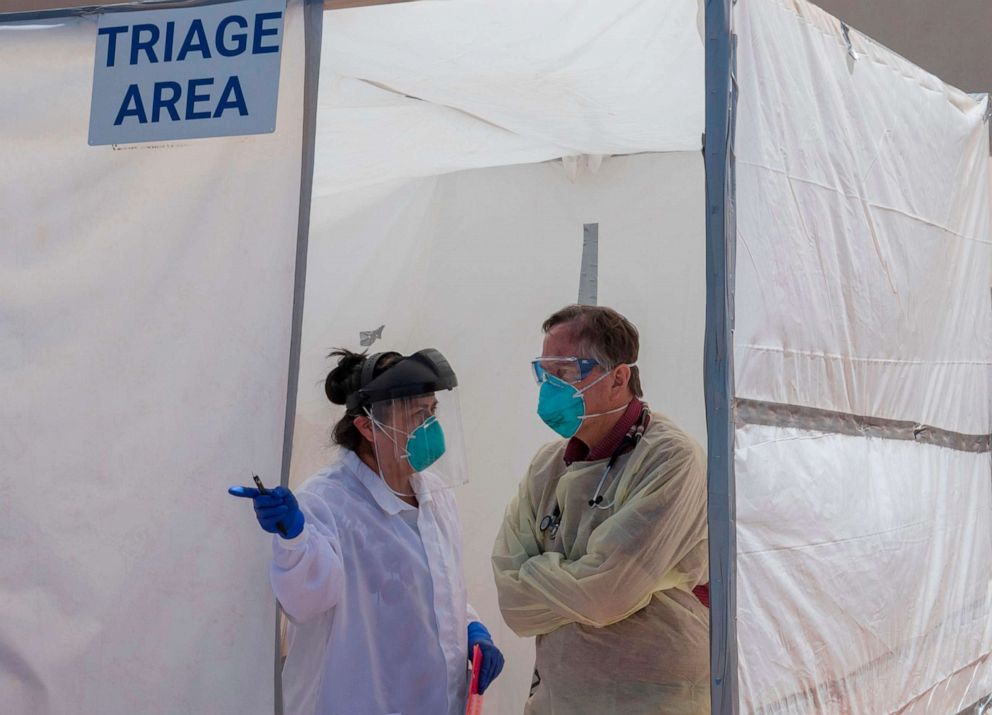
693 583 710 609
466 644 484 715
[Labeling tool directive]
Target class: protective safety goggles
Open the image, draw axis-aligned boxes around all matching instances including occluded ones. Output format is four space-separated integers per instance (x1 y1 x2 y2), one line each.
531 356 602 385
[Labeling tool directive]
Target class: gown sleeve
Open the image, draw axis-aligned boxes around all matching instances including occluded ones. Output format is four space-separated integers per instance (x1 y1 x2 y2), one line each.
270 489 347 624
493 427 707 633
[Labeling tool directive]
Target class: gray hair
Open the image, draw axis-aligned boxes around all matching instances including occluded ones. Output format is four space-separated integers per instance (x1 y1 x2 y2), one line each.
542 304 642 397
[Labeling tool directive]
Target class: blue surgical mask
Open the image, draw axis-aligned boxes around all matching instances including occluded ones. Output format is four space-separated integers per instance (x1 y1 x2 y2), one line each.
536 368 628 438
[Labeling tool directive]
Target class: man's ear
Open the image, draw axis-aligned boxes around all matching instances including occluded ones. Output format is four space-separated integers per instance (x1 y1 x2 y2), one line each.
613 364 631 390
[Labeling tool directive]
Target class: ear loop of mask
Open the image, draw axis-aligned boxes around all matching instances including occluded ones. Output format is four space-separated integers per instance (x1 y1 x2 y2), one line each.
574 363 638 423
363 408 417 498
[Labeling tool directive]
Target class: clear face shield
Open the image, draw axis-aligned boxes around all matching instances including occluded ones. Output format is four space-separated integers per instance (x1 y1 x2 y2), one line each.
366 389 468 494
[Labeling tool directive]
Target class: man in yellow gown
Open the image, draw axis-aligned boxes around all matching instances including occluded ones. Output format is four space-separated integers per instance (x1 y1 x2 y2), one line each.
492 304 709 715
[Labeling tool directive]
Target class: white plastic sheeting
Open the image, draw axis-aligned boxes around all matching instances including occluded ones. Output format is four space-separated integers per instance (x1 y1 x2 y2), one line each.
0 3 308 714
736 426 992 713
734 0 992 711
314 0 705 195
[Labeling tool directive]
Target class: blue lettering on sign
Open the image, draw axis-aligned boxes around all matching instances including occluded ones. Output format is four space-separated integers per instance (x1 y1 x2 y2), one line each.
177 19 212 61
90 0 284 143
114 84 147 125
98 11 282 67
152 81 182 122
252 12 281 54
185 77 215 120
216 15 249 57
130 24 159 64
163 21 175 62
213 76 249 117
112 76 250 125
98 25 127 67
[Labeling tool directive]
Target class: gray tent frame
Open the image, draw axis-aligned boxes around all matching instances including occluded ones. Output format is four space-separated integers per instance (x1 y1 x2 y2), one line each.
702 0 737 712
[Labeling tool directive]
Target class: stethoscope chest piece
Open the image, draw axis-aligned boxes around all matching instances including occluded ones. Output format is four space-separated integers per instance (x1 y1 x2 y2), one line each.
539 505 561 539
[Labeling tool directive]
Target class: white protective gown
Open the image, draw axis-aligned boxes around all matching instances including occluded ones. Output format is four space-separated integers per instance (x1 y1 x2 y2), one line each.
492 412 709 715
271 449 475 715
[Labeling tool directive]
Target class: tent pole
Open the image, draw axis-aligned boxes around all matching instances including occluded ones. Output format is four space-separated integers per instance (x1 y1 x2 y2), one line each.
703 0 738 713
274 1 324 713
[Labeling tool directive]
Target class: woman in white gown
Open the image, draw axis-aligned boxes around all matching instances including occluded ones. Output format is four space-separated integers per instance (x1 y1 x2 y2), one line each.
230 348 504 715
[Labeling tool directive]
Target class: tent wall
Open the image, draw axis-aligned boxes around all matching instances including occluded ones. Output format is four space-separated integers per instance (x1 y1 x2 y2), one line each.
0 2 313 713
733 0 992 712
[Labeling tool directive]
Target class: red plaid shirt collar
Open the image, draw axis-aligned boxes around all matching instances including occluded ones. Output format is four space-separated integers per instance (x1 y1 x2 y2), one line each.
563 398 646 466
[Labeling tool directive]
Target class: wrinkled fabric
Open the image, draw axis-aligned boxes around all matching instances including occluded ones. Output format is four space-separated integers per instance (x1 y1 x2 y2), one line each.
315 0 704 195
733 0 992 711
492 412 709 714
272 450 475 715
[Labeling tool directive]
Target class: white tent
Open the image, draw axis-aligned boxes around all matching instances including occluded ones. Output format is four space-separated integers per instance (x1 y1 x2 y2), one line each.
2 0 990 713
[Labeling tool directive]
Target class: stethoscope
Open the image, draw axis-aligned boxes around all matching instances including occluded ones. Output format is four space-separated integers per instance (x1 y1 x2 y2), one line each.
539 407 649 540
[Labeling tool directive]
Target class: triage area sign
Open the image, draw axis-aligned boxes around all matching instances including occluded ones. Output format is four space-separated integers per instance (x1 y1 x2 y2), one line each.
88 0 286 145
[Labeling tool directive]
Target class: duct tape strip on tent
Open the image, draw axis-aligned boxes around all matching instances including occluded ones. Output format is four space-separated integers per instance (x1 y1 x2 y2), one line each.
578 222 599 306
736 399 992 453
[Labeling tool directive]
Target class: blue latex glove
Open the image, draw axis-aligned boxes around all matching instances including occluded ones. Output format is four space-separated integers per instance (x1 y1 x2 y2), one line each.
467 621 504 695
228 485 305 539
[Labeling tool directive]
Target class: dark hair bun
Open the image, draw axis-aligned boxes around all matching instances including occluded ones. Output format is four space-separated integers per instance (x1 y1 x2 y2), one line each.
324 349 366 405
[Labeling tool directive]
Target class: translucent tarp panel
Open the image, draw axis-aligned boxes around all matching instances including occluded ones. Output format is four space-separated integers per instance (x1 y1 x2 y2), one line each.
733 0 992 711
734 0 991 432
736 425 992 713
0 3 308 714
